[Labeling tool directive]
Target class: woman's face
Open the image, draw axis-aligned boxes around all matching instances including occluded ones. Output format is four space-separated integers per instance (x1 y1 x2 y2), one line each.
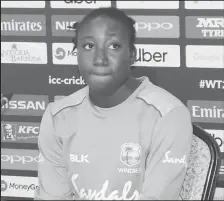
77 16 134 93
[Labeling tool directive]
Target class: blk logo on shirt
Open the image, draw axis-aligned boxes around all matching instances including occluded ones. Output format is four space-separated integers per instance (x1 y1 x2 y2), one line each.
70 154 90 163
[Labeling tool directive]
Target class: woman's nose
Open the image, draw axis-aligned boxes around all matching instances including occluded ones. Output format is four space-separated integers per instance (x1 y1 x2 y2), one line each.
93 48 108 67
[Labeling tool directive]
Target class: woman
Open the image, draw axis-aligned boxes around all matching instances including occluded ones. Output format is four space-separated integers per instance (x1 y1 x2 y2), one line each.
35 7 192 200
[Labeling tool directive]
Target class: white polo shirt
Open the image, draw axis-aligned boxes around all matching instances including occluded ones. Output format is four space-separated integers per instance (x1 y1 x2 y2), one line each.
35 76 193 200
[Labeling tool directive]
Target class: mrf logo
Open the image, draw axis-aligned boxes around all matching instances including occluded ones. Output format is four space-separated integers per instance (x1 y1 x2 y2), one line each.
120 143 141 167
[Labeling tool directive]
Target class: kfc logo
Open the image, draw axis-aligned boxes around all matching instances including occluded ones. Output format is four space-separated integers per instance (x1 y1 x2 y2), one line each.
2 124 16 141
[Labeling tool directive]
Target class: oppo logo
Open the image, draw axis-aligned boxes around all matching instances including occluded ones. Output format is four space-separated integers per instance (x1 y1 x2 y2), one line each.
64 0 96 3
1 153 44 164
134 22 173 31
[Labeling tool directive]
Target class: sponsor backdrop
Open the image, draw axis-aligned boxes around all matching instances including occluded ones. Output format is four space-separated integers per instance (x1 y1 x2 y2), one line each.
1 0 224 200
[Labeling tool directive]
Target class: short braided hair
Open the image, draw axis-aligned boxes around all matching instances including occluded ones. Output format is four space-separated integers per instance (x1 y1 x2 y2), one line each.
68 7 136 52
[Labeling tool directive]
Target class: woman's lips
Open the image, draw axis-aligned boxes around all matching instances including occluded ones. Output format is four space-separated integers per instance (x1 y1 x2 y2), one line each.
91 69 111 76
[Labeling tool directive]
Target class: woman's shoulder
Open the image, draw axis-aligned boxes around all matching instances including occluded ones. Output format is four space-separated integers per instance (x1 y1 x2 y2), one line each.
49 86 88 117
138 81 188 118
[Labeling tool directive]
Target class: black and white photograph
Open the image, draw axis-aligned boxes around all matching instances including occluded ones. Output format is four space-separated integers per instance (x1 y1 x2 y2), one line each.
1 0 224 200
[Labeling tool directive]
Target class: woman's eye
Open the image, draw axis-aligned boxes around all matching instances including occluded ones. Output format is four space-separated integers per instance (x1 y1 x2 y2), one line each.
83 44 94 50
109 44 121 50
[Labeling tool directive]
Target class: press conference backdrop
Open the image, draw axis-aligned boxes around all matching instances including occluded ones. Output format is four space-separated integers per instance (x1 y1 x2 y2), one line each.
1 0 224 200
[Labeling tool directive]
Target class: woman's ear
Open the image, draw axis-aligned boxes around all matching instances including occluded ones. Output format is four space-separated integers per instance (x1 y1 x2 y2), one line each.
130 45 137 66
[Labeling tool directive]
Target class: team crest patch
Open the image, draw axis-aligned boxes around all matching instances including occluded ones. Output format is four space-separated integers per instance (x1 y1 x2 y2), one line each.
120 142 141 167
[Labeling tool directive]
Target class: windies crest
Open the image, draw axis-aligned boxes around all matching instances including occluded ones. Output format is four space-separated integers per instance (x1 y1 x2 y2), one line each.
120 142 141 167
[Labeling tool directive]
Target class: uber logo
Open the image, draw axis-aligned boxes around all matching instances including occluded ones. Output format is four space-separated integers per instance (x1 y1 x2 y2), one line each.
64 0 96 3
133 44 180 67
70 154 90 163
50 0 111 8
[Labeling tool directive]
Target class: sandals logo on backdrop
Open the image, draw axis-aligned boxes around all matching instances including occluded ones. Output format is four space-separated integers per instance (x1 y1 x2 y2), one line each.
187 100 224 124
1 94 49 116
1 14 46 36
133 44 180 67
132 15 179 38
186 17 224 39
1 122 40 143
1 176 38 198
1 149 43 171
50 0 111 9
1 42 47 64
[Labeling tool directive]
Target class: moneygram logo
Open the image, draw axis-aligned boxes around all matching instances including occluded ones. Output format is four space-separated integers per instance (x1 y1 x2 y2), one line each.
1 1 45 8
1 121 40 143
186 45 224 68
2 94 49 116
133 44 180 67
50 1 111 8
187 100 224 123
1 175 38 198
1 42 47 64
205 129 224 152
1 149 43 171
53 43 77 65
49 75 85 85
1 180 8 192
185 1 224 9
132 16 179 38
51 15 83 37
186 17 224 39
116 1 179 9
1 14 46 36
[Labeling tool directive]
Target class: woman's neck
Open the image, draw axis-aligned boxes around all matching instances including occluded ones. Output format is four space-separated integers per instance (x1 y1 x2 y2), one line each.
89 76 141 108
